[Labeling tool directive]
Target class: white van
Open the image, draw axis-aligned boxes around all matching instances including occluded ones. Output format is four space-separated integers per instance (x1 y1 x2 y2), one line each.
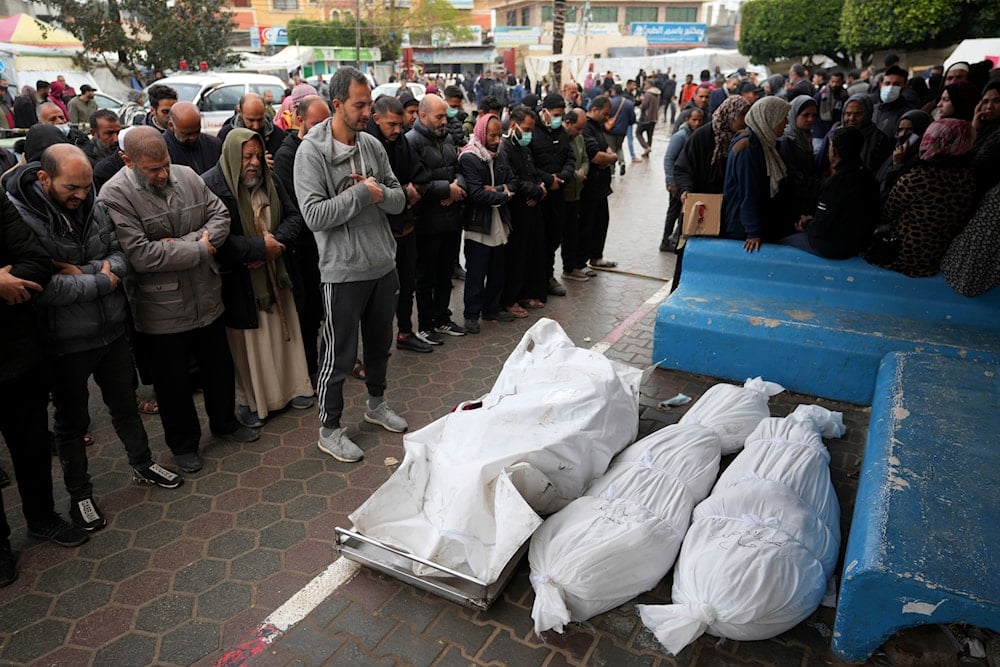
145 72 287 135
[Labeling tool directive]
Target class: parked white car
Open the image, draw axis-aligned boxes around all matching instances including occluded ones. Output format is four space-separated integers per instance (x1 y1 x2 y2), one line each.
371 82 425 102
145 72 287 135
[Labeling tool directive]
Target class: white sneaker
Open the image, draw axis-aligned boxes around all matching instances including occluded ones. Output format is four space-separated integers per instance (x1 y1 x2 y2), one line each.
562 269 590 282
317 427 363 462
364 402 408 433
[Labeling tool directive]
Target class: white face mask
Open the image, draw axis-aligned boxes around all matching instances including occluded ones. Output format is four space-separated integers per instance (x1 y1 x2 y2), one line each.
880 85 901 104
56 123 71 136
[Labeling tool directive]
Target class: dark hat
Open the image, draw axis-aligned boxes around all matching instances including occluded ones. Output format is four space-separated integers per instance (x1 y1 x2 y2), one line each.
521 93 538 109
541 93 565 110
398 92 419 109
737 67 747 76
739 81 764 95
36 80 50 89
79 84 95 93
24 124 72 162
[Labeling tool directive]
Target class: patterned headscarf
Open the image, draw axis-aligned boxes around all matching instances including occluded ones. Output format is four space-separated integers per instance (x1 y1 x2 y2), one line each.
460 112 500 163
744 96 791 197
711 95 750 166
919 118 975 162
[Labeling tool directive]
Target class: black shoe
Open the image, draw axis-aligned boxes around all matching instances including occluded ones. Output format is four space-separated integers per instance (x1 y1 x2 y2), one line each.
548 278 567 296
414 329 445 346
28 515 89 547
133 463 184 489
216 425 260 443
620 164 626 176
0 543 15 587
0 466 9 489
69 497 107 532
434 320 467 337
464 318 481 334
396 333 433 353
483 310 516 322
174 452 203 473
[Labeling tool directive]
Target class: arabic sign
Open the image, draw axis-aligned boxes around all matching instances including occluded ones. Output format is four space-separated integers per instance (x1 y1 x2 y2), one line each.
630 22 707 45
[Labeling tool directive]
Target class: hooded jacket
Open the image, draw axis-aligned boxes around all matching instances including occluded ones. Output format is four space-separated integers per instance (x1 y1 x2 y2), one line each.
99 163 230 335
218 116 286 158
7 162 130 355
293 117 405 284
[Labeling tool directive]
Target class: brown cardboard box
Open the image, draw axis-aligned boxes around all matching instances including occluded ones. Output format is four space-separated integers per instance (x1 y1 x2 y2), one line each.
682 193 723 237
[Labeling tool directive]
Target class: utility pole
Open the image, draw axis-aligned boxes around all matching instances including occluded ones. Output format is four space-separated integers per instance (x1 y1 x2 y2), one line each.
355 0 362 69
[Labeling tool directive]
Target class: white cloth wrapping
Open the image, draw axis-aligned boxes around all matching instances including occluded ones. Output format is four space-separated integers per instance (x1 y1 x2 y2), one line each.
529 378 785 635
638 404 845 655
349 318 642 584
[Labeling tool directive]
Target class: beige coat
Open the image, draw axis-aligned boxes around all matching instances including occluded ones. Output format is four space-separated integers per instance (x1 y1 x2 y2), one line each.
99 163 230 335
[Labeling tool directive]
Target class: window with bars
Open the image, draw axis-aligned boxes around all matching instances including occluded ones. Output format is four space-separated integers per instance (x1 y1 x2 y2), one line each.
624 6 657 23
589 6 618 22
506 9 517 25
273 0 298 10
521 8 530 25
664 7 697 22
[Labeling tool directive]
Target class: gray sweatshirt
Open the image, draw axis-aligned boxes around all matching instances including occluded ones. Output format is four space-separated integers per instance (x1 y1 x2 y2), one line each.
294 118 405 283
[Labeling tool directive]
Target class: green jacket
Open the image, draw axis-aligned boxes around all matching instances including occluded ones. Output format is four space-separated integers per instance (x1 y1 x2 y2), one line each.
564 134 589 202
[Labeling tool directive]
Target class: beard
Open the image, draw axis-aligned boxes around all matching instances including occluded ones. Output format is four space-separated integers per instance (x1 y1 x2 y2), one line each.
133 168 174 199
240 172 262 189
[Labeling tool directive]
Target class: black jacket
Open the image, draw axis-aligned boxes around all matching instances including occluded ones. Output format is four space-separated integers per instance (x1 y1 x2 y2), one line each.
807 161 879 259
365 117 430 235
529 123 575 191
457 151 514 235
272 132 302 204
498 136 544 228
12 95 37 129
93 153 125 195
405 119 461 235
674 123 726 196
446 113 468 148
165 130 222 175
582 117 613 198
0 195 51 381
202 166 303 329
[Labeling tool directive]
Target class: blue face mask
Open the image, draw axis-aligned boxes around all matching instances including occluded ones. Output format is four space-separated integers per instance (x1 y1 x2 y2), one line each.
517 131 532 147
446 107 458 119
549 116 563 130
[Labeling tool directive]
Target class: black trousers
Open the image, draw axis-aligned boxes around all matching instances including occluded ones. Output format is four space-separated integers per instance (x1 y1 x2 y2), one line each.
579 188 610 265
51 335 153 500
0 363 56 540
463 239 505 319
502 208 545 307
637 123 656 150
541 192 565 283
663 191 683 244
136 317 240 455
415 231 459 331
294 232 324 379
561 198 581 275
317 271 398 429
394 231 417 335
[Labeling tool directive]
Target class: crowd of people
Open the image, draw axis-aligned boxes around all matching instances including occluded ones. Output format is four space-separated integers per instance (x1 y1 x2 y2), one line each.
1 53 998 588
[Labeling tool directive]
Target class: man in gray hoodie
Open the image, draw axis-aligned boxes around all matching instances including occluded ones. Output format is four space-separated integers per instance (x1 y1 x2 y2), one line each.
294 67 408 463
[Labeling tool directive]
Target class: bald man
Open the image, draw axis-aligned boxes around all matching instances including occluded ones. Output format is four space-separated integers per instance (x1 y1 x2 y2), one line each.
37 101 90 148
100 127 258 475
272 95 330 382
8 144 184 534
165 101 222 174
217 92 286 165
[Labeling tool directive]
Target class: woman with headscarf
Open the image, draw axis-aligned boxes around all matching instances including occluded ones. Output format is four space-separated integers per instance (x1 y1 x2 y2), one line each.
776 95 821 236
781 126 879 258
722 96 791 252
941 181 1000 297
863 119 978 277
202 129 314 428
923 62 970 116
764 74 785 97
12 86 37 129
817 93 893 177
877 109 932 200
47 81 70 120
972 80 1000 198
936 80 979 121
457 113 516 333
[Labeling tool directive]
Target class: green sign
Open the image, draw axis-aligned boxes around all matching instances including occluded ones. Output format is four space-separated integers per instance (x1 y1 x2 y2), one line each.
311 47 381 62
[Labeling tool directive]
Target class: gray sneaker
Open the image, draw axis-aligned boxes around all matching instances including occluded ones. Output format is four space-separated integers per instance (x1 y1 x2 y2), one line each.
364 402 408 433
317 427 363 462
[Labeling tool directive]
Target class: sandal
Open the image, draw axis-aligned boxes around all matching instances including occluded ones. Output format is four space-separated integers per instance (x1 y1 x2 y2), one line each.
351 360 366 381
506 305 529 318
519 299 545 309
136 395 159 415
589 258 618 268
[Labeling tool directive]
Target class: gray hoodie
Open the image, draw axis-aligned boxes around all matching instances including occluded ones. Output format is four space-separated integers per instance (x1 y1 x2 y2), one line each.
293 118 405 283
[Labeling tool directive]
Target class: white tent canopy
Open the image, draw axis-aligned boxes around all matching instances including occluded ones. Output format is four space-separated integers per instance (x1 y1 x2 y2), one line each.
525 48 767 86
944 38 1000 69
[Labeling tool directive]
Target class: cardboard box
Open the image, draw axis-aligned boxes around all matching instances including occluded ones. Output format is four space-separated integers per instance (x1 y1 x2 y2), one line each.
682 193 723 237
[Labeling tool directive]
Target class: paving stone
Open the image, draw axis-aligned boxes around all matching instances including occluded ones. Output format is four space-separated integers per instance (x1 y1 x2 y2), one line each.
281 459 321 481
113 502 166 530
259 520 306 549
261 480 305 504
0 619 70 663
268 623 347 665
478 629 552 667
377 587 446 634
28 645 92 666
173 559 227 594
303 472 347 496
281 539 335 575
0 592 52 633
376 622 448 665
51 581 114 619
255 571 310 610
240 465 283 489
231 549 283 582
308 594 351 629
68 605 134 648
166 494 213 521
159 620 221 666
113 569 173 606
184 511 235 540
473 594 534 641
220 451 263 474
213 487 261 513
326 601 397 650
337 570 401 612
149 538 205 571
433 645 490 667
194 471 240 496
198 581 253 621
425 610 496 656
93 633 158 667
94 549 151 583
236 502 282 530
206 529 257 559
136 594 196 632
132 519 184 549
586 635 658 667
282 495 329 522
330 640 397 666
35 559 95 594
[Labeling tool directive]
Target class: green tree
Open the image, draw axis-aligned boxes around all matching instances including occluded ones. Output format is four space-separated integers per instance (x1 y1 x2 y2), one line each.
287 18 367 48
44 0 236 78
364 0 473 61
739 0 858 69
839 0 960 55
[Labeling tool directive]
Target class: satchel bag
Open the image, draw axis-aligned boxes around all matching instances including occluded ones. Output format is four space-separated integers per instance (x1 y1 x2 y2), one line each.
604 98 624 132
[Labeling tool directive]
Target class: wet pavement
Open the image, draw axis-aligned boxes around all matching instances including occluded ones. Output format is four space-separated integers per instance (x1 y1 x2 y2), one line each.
0 123 982 666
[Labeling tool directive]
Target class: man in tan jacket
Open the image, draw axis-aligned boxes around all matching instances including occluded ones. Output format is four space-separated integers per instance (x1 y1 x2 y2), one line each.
99 127 259 474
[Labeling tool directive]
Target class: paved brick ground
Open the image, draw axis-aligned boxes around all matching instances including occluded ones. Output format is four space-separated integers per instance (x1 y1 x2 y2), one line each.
0 124 992 666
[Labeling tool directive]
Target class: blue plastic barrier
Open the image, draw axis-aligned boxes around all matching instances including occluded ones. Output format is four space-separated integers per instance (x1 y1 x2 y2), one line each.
832 352 1000 661
652 238 1000 404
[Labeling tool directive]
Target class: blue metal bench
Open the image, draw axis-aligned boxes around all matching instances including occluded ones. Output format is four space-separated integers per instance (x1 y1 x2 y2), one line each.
832 352 1000 661
652 238 1000 404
